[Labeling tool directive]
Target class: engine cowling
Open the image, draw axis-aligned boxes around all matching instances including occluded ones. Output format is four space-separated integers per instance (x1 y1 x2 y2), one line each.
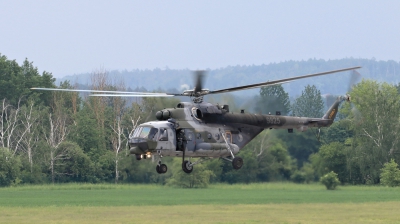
156 110 172 120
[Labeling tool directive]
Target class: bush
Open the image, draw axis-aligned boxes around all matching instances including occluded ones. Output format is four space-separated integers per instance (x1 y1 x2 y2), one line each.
291 170 306 183
380 159 400 187
320 171 340 190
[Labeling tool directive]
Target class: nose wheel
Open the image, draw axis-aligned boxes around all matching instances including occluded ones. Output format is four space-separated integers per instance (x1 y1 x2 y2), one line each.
156 151 168 174
156 163 168 174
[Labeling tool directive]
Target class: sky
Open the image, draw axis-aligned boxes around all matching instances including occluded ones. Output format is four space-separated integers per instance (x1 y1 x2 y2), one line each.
1 1 400 78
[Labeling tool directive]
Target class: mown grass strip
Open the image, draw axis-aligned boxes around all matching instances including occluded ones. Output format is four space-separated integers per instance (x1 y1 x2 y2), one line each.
1 202 400 224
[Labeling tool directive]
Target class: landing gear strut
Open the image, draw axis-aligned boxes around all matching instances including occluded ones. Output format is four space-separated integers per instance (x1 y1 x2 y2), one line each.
181 143 193 173
220 129 244 170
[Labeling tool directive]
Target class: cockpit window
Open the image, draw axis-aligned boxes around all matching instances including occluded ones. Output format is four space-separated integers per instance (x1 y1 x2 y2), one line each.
139 127 151 138
148 128 158 140
133 127 159 140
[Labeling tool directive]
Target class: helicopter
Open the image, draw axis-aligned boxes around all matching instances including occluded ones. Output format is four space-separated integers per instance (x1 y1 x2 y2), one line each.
32 66 360 174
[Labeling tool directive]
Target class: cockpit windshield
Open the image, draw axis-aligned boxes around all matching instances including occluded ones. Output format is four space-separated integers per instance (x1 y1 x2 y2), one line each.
132 127 142 137
133 126 158 140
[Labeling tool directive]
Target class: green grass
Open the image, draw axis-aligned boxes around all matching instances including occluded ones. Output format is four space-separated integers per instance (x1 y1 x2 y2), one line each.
1 182 400 207
2 183 400 223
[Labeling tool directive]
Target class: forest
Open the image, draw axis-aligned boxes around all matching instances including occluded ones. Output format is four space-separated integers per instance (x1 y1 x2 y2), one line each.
1 53 400 187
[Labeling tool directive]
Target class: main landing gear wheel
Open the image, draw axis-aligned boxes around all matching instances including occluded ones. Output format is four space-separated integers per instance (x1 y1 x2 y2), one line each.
182 160 193 174
232 157 243 170
156 164 168 174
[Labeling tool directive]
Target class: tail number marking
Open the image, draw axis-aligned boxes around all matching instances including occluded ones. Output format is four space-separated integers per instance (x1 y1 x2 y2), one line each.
266 117 281 125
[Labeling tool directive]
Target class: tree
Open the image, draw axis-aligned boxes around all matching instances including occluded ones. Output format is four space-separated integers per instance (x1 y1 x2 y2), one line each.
256 85 290 115
0 98 21 151
292 85 324 118
18 101 42 173
228 133 293 183
347 80 400 183
44 112 69 183
110 92 128 184
87 68 110 151
261 141 293 181
0 147 22 186
52 141 94 183
380 159 400 187
57 81 81 116
276 129 320 167
310 142 348 182
320 119 353 144
291 162 316 184
0 54 54 106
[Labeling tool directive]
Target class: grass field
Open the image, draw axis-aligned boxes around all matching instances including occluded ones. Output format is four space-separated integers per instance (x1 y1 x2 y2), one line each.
1 183 400 223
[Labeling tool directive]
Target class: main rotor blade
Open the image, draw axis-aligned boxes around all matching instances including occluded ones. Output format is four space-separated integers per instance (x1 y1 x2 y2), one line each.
193 70 205 93
31 87 169 95
209 66 361 94
89 94 174 97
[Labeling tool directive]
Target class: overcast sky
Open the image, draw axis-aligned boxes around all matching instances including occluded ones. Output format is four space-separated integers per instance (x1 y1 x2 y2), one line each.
1 1 400 78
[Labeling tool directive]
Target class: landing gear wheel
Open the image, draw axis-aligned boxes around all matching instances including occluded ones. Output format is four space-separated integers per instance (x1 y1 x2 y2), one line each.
135 154 142 161
159 164 168 174
182 160 193 174
156 165 161 174
232 157 243 170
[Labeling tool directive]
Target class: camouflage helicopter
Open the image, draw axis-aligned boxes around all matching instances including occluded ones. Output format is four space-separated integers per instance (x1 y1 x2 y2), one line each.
32 66 360 174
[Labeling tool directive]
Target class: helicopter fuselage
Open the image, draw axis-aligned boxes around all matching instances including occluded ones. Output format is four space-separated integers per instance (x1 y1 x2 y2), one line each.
128 97 342 159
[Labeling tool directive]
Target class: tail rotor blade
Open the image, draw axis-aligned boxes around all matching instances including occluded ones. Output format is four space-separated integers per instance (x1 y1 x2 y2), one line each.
348 70 362 92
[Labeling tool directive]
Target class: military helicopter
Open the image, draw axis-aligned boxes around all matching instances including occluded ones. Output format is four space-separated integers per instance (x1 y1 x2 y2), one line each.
32 66 360 174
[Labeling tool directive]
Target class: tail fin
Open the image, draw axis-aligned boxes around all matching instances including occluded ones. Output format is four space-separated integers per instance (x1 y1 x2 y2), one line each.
322 95 349 121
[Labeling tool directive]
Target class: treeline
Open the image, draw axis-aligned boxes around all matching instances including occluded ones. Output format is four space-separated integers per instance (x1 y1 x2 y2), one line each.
59 58 400 99
1 53 400 188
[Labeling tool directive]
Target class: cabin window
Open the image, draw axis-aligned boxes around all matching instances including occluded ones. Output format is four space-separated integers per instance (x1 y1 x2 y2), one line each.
159 128 168 141
207 133 212 139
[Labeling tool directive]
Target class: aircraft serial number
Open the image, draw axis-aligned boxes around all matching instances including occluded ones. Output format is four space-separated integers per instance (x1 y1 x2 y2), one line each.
266 117 281 124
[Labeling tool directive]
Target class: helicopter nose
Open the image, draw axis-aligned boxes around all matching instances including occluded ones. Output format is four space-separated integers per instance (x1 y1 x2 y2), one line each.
129 139 149 154
129 146 141 154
